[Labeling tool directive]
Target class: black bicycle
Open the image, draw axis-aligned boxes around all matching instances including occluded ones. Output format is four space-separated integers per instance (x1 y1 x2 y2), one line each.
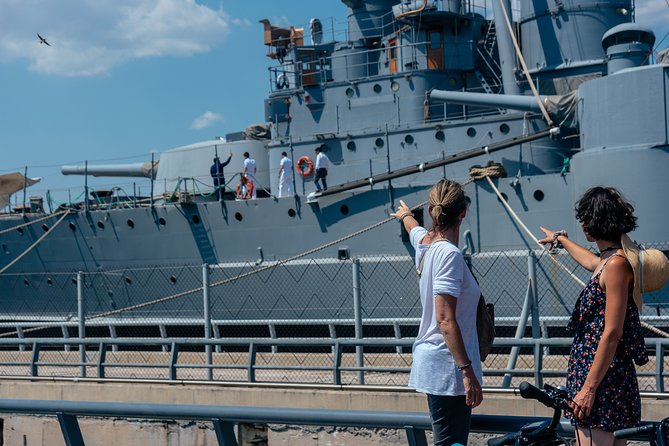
487 382 571 446
614 417 669 446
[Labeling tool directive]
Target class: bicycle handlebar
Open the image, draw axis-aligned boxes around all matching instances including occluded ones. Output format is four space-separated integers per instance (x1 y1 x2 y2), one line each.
519 382 556 408
614 424 656 439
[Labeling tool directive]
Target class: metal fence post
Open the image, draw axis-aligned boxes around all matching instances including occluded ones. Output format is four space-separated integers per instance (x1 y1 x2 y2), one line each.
203 264 213 381
77 271 86 378
353 258 364 385
529 251 540 339
656 340 665 393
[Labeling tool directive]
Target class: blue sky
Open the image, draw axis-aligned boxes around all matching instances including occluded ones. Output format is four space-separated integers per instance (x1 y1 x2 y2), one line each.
1 1 668 208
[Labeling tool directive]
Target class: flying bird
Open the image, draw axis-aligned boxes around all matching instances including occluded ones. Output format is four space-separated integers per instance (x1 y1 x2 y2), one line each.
37 33 51 46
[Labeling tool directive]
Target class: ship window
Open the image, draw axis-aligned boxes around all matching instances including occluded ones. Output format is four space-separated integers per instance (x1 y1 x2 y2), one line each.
97 221 105 230
170 276 177 285
345 87 355 98
435 130 445 141
47 278 53 286
391 81 400 92
467 127 477 138
288 209 296 217
69 222 76 231
127 219 135 228
125 277 132 285
404 134 414 145
340 205 349 216
42 224 49 232
347 141 356 151
235 212 243 222
534 190 545 202
158 217 166 226
191 215 200 225
375 138 384 148
373 84 382 94
17 227 24 235
500 123 510 134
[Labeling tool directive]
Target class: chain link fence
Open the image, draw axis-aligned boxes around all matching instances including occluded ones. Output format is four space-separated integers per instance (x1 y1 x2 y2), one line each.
0 247 667 390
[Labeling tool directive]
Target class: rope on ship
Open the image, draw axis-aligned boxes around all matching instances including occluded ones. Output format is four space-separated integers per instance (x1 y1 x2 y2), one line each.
0 210 71 275
0 210 68 235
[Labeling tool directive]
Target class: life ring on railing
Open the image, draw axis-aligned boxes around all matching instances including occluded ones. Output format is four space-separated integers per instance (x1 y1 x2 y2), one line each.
297 156 314 177
235 176 254 199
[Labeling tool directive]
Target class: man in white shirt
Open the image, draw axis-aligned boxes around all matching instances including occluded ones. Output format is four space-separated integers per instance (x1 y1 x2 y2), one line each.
314 146 330 192
278 151 293 198
243 152 257 199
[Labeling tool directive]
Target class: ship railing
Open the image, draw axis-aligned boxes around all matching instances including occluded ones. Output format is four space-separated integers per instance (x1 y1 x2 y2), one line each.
0 337 666 392
0 398 579 446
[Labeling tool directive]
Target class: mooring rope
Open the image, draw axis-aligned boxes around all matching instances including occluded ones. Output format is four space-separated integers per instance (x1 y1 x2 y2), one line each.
0 210 68 235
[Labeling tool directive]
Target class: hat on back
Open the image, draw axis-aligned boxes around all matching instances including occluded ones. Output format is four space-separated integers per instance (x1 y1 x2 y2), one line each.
621 234 669 309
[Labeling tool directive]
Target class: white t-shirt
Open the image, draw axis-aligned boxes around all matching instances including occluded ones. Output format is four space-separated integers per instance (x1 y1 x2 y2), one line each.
244 158 257 177
280 156 293 178
315 152 329 169
408 226 483 396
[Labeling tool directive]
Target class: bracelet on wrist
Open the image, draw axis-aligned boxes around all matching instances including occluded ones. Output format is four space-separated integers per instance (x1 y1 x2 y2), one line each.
457 361 472 371
400 213 413 222
549 230 568 254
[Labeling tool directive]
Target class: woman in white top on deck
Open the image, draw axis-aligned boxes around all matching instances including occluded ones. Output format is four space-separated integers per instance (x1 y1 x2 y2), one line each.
391 179 483 446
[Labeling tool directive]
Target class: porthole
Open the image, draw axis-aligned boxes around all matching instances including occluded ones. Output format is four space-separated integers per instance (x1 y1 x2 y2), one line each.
97 221 105 230
235 212 243 222
42 224 49 232
467 127 477 138
533 190 545 202
23 279 29 287
170 276 177 285
127 219 135 228
191 215 200 225
69 222 76 231
497 192 508 203
391 81 400 92
340 205 350 216
17 227 24 235
373 84 382 94
435 130 445 141
125 277 132 285
374 138 384 148
288 208 297 217
500 123 510 134
404 134 414 145
347 141 356 151
158 217 166 226
47 278 53 286
345 87 355 98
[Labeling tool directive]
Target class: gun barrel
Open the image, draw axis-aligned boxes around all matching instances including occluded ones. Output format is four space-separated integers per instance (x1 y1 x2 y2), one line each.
430 90 545 112
61 161 158 178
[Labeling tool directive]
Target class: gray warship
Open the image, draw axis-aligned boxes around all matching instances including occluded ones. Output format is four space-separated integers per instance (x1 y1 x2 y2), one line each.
1 0 668 333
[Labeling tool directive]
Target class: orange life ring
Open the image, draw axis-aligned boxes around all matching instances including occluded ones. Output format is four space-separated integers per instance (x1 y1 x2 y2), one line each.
235 177 254 199
297 156 314 177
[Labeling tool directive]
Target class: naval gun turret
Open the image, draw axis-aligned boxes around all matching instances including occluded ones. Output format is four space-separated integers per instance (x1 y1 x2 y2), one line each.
61 161 159 178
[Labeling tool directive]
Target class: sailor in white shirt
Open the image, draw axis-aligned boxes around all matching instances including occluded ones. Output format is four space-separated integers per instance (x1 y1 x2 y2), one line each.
278 151 294 198
314 146 330 192
243 152 257 199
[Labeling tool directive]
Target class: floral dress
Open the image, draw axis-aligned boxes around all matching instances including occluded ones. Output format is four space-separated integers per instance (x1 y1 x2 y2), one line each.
565 255 648 431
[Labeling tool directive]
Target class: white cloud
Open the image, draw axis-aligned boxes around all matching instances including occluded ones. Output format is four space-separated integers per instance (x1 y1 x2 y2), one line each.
0 0 232 76
191 111 222 130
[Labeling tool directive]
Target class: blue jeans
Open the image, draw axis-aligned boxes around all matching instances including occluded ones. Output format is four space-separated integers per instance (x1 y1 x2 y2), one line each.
314 168 327 191
427 394 472 446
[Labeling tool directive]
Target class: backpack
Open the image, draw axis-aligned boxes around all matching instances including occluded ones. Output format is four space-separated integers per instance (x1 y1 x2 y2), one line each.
417 242 495 362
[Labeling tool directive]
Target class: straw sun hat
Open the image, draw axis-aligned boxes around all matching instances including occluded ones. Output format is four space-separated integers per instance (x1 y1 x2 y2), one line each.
621 234 669 309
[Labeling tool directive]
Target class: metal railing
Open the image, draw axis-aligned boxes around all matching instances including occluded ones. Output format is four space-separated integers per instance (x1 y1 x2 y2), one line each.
0 337 667 392
0 398 575 446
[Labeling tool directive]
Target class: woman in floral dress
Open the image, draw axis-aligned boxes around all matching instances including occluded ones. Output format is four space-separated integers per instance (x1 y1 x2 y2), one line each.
539 187 648 446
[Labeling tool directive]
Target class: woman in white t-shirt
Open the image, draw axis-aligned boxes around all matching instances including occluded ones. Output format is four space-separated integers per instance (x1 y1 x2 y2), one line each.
391 179 483 446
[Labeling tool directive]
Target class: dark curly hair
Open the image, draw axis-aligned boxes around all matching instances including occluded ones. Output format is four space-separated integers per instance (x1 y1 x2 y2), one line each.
575 187 637 242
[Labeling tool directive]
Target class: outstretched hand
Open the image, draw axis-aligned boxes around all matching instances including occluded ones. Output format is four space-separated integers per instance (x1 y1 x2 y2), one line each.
390 199 412 219
537 226 556 246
